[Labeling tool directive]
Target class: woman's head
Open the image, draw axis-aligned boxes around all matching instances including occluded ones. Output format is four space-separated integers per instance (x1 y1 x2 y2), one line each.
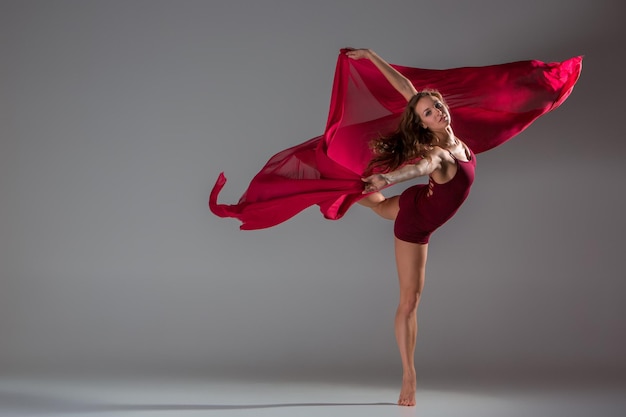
410 91 450 133
366 90 449 174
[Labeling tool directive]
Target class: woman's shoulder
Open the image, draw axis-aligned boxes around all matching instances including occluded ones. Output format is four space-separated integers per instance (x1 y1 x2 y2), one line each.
423 145 449 159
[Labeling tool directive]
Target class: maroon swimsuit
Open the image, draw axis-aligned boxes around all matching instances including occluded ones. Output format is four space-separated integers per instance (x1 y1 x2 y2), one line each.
394 147 476 244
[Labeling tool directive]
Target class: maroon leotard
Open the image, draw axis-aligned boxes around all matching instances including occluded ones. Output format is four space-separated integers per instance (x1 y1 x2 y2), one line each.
394 146 476 244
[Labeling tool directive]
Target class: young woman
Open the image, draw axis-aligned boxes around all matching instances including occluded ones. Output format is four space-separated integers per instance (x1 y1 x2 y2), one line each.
348 48 476 406
210 47 581 407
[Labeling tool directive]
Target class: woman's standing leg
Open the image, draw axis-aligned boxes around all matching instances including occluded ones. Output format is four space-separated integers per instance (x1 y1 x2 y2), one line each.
393 238 428 406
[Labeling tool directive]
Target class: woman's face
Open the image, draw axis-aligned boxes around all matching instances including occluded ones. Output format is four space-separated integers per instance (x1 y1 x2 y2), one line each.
414 95 450 131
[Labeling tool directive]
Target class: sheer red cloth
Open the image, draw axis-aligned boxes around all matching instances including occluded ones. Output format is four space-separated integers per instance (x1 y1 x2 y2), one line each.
210 50 582 230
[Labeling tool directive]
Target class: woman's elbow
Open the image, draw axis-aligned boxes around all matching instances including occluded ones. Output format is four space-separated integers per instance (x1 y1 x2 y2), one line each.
401 82 417 101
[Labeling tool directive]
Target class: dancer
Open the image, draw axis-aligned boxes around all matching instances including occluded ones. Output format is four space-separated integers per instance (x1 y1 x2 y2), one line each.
348 48 474 406
209 48 581 407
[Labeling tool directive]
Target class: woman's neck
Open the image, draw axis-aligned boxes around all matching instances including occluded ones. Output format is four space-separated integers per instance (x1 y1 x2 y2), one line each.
432 127 457 148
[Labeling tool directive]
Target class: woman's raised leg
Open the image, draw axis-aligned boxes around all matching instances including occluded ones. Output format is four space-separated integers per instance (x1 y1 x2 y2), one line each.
358 192 400 220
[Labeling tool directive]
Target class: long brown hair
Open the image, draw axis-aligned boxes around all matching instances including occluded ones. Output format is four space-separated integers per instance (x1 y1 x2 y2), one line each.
365 90 445 175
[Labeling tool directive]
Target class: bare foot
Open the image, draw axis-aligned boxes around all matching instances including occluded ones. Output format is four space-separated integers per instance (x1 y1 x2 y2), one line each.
398 372 416 406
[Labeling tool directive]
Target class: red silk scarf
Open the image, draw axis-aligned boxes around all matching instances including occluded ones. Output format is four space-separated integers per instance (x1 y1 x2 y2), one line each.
210 50 582 230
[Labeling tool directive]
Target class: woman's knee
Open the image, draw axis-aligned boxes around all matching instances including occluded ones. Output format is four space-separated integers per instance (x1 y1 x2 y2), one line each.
357 192 386 208
374 196 399 220
397 292 421 316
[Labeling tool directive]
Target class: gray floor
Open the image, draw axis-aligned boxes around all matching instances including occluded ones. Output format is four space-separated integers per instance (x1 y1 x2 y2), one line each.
1 375 624 417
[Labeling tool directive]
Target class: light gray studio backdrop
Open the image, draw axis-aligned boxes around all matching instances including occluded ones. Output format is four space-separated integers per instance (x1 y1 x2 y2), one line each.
1 0 624 385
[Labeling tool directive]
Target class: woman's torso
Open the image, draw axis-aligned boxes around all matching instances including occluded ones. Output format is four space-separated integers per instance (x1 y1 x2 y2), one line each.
413 141 476 229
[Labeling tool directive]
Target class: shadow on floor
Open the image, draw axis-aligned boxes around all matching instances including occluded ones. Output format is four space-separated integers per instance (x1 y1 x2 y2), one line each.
0 391 397 413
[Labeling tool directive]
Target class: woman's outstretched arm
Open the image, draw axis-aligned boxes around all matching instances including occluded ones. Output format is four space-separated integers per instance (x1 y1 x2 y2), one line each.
345 48 417 101
362 152 443 194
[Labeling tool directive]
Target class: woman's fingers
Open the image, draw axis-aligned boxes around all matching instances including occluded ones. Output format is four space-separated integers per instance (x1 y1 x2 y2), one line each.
362 177 383 194
345 48 368 59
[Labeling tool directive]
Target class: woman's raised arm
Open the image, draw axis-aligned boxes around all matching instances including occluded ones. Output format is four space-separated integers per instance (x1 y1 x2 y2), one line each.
345 48 417 102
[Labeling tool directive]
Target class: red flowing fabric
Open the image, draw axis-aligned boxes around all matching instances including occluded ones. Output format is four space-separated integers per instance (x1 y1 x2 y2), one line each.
210 50 582 230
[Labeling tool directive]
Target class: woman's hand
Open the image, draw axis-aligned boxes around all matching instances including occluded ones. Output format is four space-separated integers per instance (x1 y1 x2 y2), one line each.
345 48 372 60
361 173 390 194
344 48 417 101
